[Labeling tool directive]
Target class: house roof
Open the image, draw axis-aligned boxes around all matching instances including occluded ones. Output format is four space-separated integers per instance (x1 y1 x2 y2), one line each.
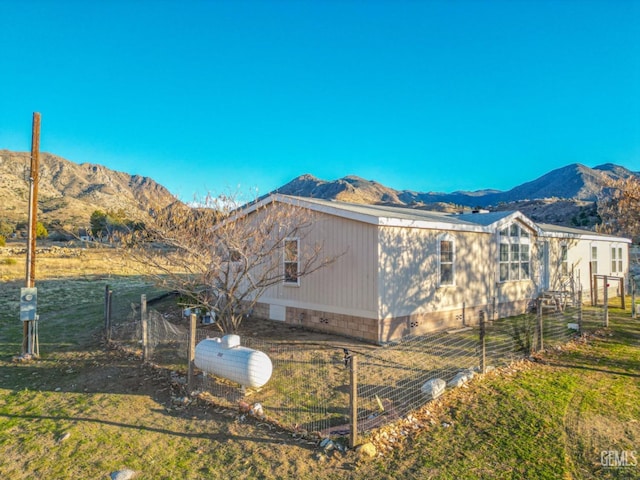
538 223 632 243
242 194 630 242
252 194 528 234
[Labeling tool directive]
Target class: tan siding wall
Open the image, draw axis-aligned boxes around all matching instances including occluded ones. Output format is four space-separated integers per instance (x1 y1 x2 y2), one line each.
249 201 631 343
262 212 378 317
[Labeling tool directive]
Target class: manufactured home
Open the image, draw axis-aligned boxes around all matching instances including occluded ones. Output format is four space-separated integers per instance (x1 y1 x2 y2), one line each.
244 195 630 344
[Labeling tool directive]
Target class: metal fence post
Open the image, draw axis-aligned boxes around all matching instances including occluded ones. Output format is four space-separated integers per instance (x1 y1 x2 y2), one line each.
604 275 609 327
141 294 148 361
187 313 197 392
577 290 583 332
106 288 113 343
632 279 637 319
349 355 358 449
479 311 486 374
104 284 110 337
537 298 543 353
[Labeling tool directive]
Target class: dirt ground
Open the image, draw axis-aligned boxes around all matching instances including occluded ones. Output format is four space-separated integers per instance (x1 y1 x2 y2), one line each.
16 332 369 479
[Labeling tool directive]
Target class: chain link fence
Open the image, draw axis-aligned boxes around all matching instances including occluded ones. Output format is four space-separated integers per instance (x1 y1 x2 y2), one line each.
106 288 621 440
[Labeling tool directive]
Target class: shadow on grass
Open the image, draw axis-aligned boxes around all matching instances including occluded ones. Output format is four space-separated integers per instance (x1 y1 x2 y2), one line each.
0 411 308 448
543 359 640 378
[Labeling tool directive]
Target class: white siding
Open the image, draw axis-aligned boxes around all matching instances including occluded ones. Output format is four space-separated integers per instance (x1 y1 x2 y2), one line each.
377 227 499 319
546 237 629 297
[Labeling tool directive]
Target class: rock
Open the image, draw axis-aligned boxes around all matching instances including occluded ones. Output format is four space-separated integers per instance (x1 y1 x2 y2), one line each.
447 369 474 388
357 442 377 458
250 402 264 418
319 438 335 451
57 432 71 443
171 396 190 406
110 469 137 480
420 378 446 400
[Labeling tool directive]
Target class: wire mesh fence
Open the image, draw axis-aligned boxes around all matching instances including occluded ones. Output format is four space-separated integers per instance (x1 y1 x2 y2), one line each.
105 288 617 439
195 336 349 434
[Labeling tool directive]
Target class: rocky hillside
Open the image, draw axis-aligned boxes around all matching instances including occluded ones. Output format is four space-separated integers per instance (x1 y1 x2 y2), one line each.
275 163 639 227
0 150 178 236
1 148 636 236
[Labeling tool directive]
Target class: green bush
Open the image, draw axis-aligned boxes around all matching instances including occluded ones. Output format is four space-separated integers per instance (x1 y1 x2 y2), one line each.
36 222 48 239
1 258 17 265
0 235 5 247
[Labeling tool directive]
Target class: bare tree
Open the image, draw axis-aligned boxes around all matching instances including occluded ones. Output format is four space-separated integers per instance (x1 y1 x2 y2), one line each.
123 193 337 333
597 175 640 243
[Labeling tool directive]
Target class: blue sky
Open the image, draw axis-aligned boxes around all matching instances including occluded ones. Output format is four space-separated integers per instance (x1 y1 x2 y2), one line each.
1 0 639 201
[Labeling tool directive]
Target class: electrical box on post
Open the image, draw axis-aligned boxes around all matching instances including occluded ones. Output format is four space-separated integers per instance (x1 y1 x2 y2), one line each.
20 287 37 322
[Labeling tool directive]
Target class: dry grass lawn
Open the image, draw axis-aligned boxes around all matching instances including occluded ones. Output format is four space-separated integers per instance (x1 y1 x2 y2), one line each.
1 241 639 479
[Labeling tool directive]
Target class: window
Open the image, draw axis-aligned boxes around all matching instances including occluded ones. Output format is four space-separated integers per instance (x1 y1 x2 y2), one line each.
283 238 299 285
618 247 623 273
590 245 598 274
499 223 531 282
439 237 455 286
560 244 568 276
611 246 623 274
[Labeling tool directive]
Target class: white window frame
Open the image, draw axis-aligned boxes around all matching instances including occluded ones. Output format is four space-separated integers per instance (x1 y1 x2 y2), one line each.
560 243 569 276
590 244 598 274
611 245 623 274
283 237 300 286
618 247 623 274
438 234 455 287
498 223 531 282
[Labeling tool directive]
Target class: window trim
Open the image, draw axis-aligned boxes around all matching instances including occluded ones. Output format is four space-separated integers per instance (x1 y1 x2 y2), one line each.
283 237 300 286
611 245 623 274
498 222 531 282
438 234 455 287
618 247 623 274
560 243 569 276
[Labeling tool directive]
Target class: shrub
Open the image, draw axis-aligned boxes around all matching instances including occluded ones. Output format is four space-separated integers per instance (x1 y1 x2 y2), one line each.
36 222 48 239
0 235 5 247
1 258 17 266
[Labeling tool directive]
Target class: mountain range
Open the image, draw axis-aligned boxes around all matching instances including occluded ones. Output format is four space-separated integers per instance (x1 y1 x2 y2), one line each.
1 148 637 236
275 163 638 227
0 149 176 237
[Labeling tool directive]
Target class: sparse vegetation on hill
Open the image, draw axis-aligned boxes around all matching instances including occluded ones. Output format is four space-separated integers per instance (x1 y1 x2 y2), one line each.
0 150 178 238
275 163 639 230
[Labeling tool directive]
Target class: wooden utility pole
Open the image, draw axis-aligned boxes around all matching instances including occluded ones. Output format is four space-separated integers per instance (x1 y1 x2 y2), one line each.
26 112 40 287
22 112 40 356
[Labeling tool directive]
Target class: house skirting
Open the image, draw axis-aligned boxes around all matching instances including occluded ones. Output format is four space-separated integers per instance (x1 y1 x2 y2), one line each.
253 302 379 343
252 299 532 345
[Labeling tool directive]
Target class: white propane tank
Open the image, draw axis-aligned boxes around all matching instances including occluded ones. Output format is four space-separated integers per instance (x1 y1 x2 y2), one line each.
194 335 273 388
